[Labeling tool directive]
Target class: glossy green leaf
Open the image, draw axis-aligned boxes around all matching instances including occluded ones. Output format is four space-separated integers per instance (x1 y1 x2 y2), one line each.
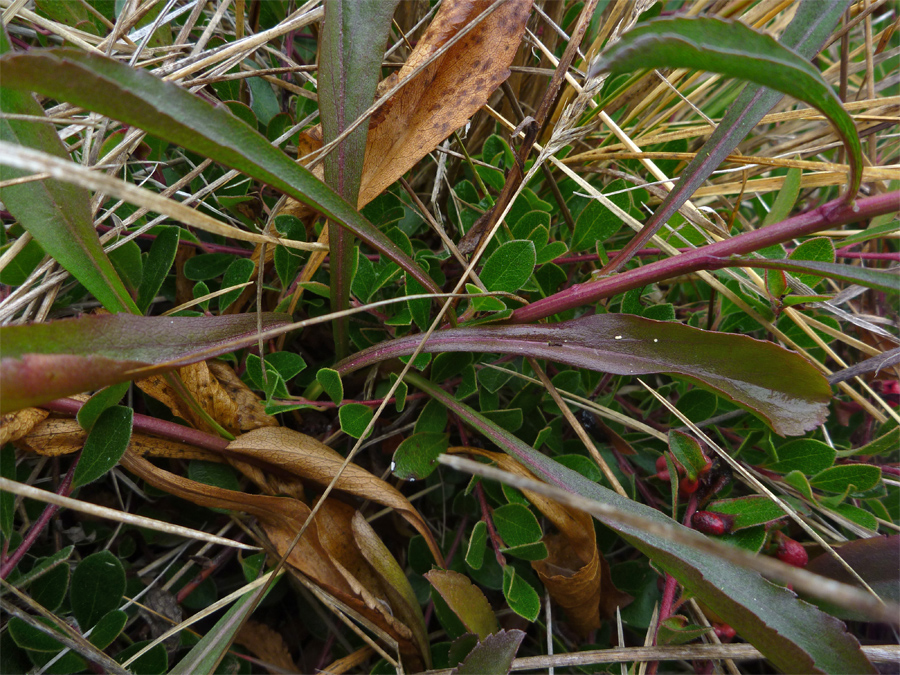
707 496 787 531
840 427 900 458
7 617 65 652
589 16 861 201
571 189 627 251
0 312 290 414
453 629 525 675
492 504 543 548
76 382 130 431
480 240 536 294
810 464 881 494
392 432 449 481
136 226 180 313
337 314 832 436
70 550 125 629
72 405 133 488
415 398 448 434
0 30 138 315
339 403 373 439
501 565 540 622
425 569 499 640
789 237 836 287
316 367 344 405
405 372 877 674
667 431 709 481
28 563 69 612
766 439 836 475
0 49 439 296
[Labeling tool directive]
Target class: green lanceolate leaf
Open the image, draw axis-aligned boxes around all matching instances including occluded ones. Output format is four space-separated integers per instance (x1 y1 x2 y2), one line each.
0 312 290 413
0 29 138 315
336 314 832 436
319 0 401 357
588 16 861 202
73 405 133 489
0 49 439 296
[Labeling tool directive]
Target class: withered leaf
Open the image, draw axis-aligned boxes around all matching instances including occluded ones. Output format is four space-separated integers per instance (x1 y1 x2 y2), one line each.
226 427 444 566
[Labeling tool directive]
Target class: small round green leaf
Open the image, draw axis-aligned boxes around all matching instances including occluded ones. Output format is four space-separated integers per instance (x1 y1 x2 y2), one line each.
766 439 836 475
492 504 543 548
88 610 127 650
72 405 133 489
70 550 125 629
338 403 373 439
391 432 449 481
316 367 344 405
810 464 881 494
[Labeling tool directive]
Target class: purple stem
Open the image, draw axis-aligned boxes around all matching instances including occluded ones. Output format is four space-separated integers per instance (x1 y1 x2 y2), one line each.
0 454 78 579
512 191 900 324
41 398 229 452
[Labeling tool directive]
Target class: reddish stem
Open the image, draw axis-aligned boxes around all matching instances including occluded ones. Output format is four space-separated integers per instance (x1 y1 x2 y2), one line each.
512 191 900 324
0 453 78 579
474 482 507 568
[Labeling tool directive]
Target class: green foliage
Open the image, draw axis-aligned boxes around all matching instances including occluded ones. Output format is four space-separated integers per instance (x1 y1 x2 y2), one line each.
0 3 895 673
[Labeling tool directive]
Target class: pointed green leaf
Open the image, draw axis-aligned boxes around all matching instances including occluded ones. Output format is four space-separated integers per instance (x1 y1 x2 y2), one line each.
453 629 525 675
316 368 344 405
589 16 861 201
501 565 540 622
0 49 439 296
0 30 138 314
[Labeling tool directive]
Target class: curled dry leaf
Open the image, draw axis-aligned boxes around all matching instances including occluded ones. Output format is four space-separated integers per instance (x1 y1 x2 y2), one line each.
226 426 444 566
284 0 533 215
135 360 276 436
424 569 499 640
0 407 49 445
450 447 632 633
120 452 430 670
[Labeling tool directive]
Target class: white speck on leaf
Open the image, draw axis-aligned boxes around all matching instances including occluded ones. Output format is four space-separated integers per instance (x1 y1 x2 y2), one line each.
615 335 622 340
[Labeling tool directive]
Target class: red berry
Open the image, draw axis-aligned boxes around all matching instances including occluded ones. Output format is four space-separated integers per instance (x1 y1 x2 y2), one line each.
692 511 729 535
774 533 808 568
679 476 699 495
714 623 736 642
655 456 671 482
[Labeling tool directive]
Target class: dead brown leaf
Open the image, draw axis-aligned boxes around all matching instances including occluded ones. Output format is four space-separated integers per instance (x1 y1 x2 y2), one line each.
225 427 444 566
1 407 49 445
120 452 429 670
135 360 276 436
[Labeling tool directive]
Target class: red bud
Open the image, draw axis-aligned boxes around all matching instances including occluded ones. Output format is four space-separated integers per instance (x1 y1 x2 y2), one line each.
692 511 730 535
774 532 808 568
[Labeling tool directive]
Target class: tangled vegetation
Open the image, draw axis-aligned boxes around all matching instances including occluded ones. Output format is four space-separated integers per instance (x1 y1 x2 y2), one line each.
0 0 898 673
